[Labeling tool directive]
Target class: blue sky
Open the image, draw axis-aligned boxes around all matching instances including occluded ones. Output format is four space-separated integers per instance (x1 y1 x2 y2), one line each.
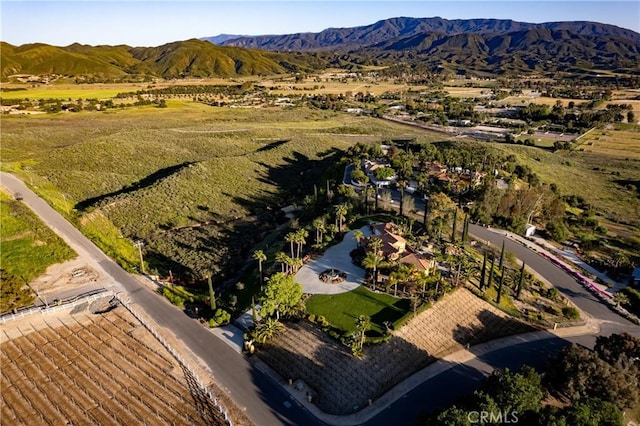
2 1 639 46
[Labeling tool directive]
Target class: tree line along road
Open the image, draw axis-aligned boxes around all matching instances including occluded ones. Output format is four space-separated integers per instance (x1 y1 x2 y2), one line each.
3 171 638 426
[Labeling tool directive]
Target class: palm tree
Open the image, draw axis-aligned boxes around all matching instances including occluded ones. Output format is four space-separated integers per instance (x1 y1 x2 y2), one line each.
355 315 371 351
364 184 376 214
253 250 267 288
275 252 289 273
312 217 326 245
353 230 364 248
295 229 308 258
367 236 383 255
328 223 339 238
254 318 285 344
290 256 303 273
334 204 348 231
284 232 296 258
362 251 381 285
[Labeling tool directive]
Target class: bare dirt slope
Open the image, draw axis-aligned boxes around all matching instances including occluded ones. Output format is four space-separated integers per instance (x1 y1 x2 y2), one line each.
259 288 535 414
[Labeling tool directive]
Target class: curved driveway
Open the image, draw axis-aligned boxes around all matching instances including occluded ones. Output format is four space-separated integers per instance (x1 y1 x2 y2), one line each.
295 227 371 295
4 171 638 426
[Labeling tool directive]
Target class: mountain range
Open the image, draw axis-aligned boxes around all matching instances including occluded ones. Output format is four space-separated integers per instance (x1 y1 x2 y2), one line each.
2 17 639 80
0 39 323 80
216 16 640 51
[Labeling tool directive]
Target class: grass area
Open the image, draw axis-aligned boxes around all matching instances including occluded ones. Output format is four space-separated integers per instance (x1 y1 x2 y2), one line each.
1 102 436 281
1 87 129 100
488 137 640 230
576 125 640 160
0 78 247 100
442 86 490 97
306 286 411 336
0 190 76 281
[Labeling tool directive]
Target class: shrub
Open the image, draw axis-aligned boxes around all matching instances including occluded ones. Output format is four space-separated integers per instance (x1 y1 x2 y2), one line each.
212 308 231 326
562 307 580 320
162 287 185 308
547 287 560 301
317 315 329 327
307 313 316 323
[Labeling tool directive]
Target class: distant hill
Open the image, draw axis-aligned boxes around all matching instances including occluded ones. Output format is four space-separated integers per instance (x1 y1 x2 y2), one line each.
364 28 640 73
219 16 640 51
200 34 251 45
0 39 323 80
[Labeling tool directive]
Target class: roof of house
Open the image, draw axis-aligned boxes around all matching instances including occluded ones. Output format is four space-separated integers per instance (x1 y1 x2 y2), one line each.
370 222 407 256
399 253 434 272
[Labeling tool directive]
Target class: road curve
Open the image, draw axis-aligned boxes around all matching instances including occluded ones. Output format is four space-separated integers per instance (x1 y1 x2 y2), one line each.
1 172 320 426
469 224 634 325
4 171 639 426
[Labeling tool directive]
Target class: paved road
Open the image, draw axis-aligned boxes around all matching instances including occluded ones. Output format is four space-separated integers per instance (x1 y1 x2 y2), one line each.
468 224 634 325
5 170 639 426
1 172 319 426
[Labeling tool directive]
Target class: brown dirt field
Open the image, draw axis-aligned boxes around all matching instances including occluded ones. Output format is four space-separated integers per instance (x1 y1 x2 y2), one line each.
0 304 227 425
258 288 535 415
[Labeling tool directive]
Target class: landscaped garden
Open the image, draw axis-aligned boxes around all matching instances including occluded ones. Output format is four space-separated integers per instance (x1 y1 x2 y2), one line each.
306 286 411 336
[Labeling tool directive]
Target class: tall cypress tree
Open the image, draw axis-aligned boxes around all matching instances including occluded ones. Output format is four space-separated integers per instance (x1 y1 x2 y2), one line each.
423 196 429 229
451 209 458 243
516 262 526 300
462 214 469 242
208 274 216 311
251 296 257 322
488 254 495 290
480 250 488 289
497 265 505 304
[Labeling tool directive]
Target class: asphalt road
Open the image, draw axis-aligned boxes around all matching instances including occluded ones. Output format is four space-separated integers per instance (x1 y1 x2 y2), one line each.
4 170 638 426
468 224 634 325
1 172 318 426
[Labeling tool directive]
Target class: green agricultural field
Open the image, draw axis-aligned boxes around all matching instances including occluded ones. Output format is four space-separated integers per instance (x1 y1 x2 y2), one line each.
306 286 411 336
1 102 434 282
0 190 76 281
0 87 127 100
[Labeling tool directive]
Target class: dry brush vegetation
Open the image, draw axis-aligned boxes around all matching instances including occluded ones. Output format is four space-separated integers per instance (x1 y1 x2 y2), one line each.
1 104 430 280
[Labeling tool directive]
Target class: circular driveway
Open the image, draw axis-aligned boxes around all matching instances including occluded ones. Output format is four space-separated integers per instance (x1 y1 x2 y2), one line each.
295 226 372 294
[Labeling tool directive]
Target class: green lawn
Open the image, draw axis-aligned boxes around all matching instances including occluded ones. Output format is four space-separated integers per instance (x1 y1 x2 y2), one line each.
306 286 411 336
0 190 76 281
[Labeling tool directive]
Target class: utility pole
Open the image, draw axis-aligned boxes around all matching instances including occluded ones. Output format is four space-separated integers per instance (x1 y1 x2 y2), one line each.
134 240 145 274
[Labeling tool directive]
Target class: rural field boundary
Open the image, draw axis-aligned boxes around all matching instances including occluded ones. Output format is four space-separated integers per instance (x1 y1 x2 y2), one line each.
0 289 111 324
112 292 234 426
1 289 234 425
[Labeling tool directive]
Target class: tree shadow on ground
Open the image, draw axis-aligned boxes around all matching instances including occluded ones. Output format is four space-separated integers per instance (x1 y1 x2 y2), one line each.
75 161 196 211
258 320 435 415
452 308 540 349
